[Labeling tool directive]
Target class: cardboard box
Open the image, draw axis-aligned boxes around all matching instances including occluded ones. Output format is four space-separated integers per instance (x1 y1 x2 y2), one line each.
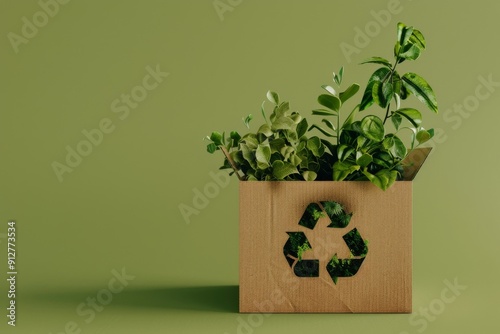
239 148 431 313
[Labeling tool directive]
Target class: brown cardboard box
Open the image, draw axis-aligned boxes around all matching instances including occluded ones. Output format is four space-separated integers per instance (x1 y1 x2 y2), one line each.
239 148 431 313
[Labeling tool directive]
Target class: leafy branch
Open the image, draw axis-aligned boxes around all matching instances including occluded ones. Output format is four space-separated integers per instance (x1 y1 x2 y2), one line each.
308 22 438 190
205 22 438 191
206 91 334 181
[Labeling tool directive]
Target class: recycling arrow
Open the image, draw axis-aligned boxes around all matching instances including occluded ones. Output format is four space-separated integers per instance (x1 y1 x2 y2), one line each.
283 232 319 277
283 201 368 284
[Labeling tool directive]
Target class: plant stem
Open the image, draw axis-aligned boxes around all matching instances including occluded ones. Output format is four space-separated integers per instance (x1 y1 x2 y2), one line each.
383 58 400 125
219 145 244 180
337 110 340 146
383 103 391 124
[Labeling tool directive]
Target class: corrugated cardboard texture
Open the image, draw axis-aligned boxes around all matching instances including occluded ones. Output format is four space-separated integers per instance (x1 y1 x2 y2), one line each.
239 181 412 313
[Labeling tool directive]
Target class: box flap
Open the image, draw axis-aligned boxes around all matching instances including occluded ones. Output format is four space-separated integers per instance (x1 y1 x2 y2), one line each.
402 147 432 181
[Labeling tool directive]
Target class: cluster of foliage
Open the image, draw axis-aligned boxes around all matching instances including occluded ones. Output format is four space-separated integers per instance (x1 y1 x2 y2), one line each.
206 91 334 181
206 23 438 191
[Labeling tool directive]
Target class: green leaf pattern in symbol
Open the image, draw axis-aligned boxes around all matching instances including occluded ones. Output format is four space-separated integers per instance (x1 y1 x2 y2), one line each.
284 201 368 284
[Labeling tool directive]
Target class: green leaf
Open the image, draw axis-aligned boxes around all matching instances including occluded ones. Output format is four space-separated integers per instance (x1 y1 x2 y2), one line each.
240 144 256 168
409 29 426 50
382 136 395 150
267 91 279 105
296 118 308 138
372 152 392 168
372 79 393 108
230 150 244 165
391 135 407 159
391 113 402 130
260 101 267 123
322 119 336 131
299 154 309 169
337 144 355 161
256 161 269 170
302 171 317 181
321 139 336 156
362 169 398 191
241 133 259 148
210 131 223 146
284 129 298 143
394 108 422 127
312 109 337 116
229 131 241 147
360 115 385 142
397 22 405 45
360 82 375 111
243 114 253 128
394 41 401 59
338 66 344 84
280 146 294 160
360 57 392 68
397 22 414 46
394 93 401 110
339 83 360 103
400 82 411 100
308 124 336 138
392 72 402 95
257 124 273 137
357 136 369 149
318 94 341 112
379 169 398 190
276 101 290 116
230 131 241 141
290 113 302 125
402 73 438 113
269 138 286 153
321 85 337 95
356 152 373 168
206 143 217 153
290 153 302 166
360 67 390 111
307 136 325 157
256 144 271 166
272 160 299 179
333 161 360 181
416 129 434 144
271 116 295 131
297 140 306 152
399 43 421 60
333 72 340 86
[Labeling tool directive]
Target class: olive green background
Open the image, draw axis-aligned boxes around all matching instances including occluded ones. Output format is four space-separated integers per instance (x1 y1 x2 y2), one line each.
1 0 499 333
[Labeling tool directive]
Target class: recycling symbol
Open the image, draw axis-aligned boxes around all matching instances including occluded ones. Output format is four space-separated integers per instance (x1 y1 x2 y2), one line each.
283 201 368 284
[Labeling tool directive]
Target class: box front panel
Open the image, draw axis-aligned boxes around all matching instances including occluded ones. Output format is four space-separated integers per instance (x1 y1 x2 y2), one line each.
239 181 412 313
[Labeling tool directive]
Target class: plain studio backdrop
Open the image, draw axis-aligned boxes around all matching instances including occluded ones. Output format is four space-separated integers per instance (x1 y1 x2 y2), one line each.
0 0 499 333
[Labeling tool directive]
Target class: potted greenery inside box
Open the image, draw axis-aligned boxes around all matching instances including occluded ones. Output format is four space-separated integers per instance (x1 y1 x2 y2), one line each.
206 23 438 313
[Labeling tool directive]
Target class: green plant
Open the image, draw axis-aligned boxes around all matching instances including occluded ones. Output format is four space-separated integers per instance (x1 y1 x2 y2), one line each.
297 243 311 261
206 22 438 191
308 23 437 190
206 91 334 181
